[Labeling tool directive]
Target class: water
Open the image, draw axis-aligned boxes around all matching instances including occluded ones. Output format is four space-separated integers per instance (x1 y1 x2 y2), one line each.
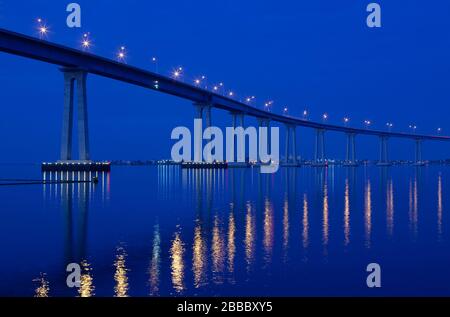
0 164 449 297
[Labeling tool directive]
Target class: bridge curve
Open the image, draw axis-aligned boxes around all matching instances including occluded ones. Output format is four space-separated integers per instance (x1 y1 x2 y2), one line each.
0 28 448 142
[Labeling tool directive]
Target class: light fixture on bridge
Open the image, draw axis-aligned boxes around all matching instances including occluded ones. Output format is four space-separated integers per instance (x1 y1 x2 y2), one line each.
437 127 442 134
283 107 288 115
228 91 234 97
172 67 183 80
36 18 49 39
364 120 372 128
322 113 328 121
117 46 127 63
386 122 393 131
264 101 273 112
343 117 350 125
151 56 158 73
81 33 92 51
303 110 308 120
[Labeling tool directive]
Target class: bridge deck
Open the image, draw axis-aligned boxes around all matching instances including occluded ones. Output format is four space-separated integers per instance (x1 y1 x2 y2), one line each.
0 28 448 142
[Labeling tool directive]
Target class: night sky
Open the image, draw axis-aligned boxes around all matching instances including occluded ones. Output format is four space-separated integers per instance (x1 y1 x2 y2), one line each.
0 0 449 163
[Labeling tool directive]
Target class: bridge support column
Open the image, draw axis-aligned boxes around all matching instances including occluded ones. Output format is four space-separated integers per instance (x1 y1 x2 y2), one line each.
377 136 390 166
284 124 290 163
193 104 204 162
257 118 270 163
284 124 297 165
229 112 245 163
60 68 90 161
414 139 423 165
345 133 357 166
314 129 325 165
291 126 297 164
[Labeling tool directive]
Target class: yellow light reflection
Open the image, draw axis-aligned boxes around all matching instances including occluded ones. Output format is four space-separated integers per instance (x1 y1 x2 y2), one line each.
438 174 443 239
283 195 289 261
170 230 185 293
263 198 274 265
227 210 236 281
322 180 329 248
364 180 372 248
192 221 207 288
302 193 309 249
387 179 394 236
114 246 129 297
33 273 49 297
212 215 225 284
245 202 255 272
344 179 350 246
149 224 161 295
78 260 94 297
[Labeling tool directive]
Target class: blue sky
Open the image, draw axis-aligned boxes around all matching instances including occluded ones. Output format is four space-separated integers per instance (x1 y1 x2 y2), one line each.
0 0 449 162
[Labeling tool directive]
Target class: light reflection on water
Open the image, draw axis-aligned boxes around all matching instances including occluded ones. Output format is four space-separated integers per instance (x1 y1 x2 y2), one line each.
0 165 447 296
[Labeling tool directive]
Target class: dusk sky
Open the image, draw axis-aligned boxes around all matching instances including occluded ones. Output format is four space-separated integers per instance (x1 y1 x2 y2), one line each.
0 0 449 162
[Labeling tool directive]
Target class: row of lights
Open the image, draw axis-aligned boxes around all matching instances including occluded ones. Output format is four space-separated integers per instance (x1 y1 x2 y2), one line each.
34 18 444 136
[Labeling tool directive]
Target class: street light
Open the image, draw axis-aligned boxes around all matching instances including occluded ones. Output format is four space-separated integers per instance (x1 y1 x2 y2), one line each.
172 66 183 80
322 113 328 122
343 117 349 126
437 127 442 134
302 110 308 120
386 122 393 132
364 120 371 129
151 56 158 73
283 107 288 115
81 33 91 51
36 18 49 39
117 46 126 62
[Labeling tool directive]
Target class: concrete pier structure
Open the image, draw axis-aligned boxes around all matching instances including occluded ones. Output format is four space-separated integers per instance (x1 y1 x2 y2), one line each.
60 68 90 161
313 129 327 167
283 124 297 166
377 136 391 166
344 133 358 166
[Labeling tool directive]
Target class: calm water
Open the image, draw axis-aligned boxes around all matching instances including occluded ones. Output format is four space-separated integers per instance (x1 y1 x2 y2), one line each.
0 164 449 297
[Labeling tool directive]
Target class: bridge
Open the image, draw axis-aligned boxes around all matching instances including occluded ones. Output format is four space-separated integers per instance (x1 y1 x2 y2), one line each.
0 28 448 167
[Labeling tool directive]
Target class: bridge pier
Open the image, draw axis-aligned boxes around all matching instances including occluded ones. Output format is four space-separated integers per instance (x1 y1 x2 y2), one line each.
230 112 245 164
344 133 358 166
377 136 391 166
193 103 213 162
257 118 271 163
60 68 90 161
313 129 326 166
414 139 425 166
283 124 297 165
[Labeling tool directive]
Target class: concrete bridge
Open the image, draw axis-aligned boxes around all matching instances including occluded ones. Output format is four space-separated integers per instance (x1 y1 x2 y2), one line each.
0 28 448 167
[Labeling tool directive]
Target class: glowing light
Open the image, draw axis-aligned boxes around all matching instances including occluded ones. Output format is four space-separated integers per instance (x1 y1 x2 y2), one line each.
437 127 442 133
364 120 371 127
213 86 218 91
81 33 92 50
344 117 349 123
228 91 234 97
152 56 157 62
36 18 49 39
117 46 126 62
322 113 328 120
283 107 288 114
